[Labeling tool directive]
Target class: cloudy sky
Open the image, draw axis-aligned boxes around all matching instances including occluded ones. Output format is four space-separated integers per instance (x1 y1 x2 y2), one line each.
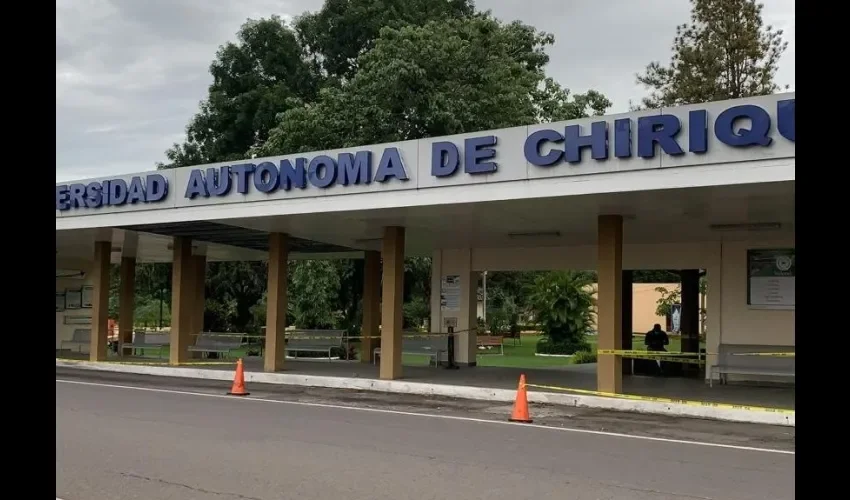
56 0 795 181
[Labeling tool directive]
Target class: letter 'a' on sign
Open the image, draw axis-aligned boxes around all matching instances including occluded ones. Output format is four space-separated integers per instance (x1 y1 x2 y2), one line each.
374 147 409 183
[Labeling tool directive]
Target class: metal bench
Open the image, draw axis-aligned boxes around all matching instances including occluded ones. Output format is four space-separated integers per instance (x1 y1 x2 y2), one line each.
285 330 346 361
188 333 243 359
373 335 449 366
60 328 91 353
476 335 504 355
709 343 795 387
122 331 170 357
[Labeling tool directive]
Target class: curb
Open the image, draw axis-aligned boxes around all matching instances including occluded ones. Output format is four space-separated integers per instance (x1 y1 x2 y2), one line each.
55 359 794 427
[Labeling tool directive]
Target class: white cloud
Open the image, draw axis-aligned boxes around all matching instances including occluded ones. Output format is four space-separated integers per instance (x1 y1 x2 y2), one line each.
55 0 795 181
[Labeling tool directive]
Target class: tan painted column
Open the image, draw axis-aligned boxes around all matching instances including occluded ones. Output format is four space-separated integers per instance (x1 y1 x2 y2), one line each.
264 233 289 372
597 215 623 393
169 237 195 365
193 255 207 336
118 257 136 351
361 250 381 364
89 241 112 361
380 226 405 380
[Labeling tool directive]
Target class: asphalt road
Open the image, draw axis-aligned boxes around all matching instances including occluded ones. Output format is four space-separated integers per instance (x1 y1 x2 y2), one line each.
56 369 795 500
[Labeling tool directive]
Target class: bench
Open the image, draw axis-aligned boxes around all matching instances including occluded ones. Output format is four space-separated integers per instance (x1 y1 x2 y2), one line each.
476 335 504 355
122 331 170 357
709 343 795 387
285 330 346 361
60 328 91 353
373 335 449 366
188 333 243 359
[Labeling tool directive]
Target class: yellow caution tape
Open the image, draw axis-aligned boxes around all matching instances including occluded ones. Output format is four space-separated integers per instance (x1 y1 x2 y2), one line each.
523 383 794 414
56 358 235 366
598 349 709 357
731 352 795 357
599 349 794 358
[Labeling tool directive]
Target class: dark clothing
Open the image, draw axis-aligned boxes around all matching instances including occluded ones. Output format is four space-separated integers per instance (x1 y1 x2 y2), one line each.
645 328 670 352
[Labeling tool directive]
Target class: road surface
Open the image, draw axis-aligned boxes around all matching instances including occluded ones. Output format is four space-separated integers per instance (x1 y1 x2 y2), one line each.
56 369 794 500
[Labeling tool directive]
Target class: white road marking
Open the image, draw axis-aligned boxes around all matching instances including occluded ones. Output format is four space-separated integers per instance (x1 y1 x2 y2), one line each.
56 378 794 456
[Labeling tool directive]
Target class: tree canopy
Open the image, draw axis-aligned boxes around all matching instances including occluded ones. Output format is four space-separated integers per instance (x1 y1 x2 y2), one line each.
258 15 610 156
636 0 788 108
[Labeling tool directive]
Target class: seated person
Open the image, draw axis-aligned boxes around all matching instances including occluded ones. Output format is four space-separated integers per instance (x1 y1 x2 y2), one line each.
644 323 670 352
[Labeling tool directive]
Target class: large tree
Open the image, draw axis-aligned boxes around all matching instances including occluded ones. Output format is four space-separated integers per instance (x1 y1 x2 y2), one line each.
636 0 788 108
295 0 475 80
158 16 320 168
259 15 610 155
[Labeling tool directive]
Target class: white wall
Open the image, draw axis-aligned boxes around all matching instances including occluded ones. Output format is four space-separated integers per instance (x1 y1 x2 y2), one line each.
430 249 478 365
56 258 93 352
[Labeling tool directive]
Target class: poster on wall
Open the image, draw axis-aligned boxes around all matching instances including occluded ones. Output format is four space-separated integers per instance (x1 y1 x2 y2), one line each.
56 293 66 312
65 288 82 310
81 285 94 308
669 304 682 333
747 248 795 308
440 275 461 312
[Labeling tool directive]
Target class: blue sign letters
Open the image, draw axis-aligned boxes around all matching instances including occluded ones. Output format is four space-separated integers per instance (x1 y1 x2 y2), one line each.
185 147 409 199
524 99 795 167
56 98 794 211
56 174 168 211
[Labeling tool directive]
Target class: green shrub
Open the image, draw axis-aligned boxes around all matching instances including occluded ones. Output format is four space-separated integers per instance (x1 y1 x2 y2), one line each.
571 350 598 364
529 271 596 350
536 337 590 355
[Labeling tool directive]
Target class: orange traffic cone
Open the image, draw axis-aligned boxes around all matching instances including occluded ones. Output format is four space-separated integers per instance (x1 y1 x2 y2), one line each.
227 358 250 396
508 374 533 423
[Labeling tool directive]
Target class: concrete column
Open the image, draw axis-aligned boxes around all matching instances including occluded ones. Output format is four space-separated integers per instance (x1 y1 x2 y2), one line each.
705 249 722 382
169 237 195 365
193 255 207 336
361 251 381 364
621 270 633 376
118 257 136 351
264 233 289 372
380 226 405 380
89 241 111 361
429 249 478 365
680 269 700 353
597 215 623 393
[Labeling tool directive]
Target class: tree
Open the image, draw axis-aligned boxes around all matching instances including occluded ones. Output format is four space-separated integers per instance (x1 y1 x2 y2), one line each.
258 15 611 155
295 0 476 80
157 16 321 168
636 0 788 108
529 271 596 355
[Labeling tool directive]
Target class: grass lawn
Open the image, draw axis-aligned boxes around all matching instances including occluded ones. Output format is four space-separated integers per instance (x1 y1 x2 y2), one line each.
122 335 706 371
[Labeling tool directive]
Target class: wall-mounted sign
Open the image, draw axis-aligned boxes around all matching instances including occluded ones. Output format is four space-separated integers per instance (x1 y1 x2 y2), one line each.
55 98 794 212
747 249 795 308
440 275 461 312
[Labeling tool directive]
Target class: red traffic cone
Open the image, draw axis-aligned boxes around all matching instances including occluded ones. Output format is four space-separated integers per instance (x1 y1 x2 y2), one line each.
508 374 532 423
227 359 250 396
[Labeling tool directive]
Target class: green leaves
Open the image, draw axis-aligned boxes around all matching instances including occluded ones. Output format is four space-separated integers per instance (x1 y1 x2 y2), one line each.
528 271 596 352
637 0 788 108
260 14 611 157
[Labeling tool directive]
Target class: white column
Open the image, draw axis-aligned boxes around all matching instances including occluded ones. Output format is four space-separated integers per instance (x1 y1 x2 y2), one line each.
431 249 478 366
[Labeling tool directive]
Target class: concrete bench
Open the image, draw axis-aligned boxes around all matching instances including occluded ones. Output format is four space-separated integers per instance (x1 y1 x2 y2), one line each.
709 343 795 387
476 335 504 355
60 328 91 353
285 330 346 361
373 335 449 366
122 331 170 357
188 333 243 359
